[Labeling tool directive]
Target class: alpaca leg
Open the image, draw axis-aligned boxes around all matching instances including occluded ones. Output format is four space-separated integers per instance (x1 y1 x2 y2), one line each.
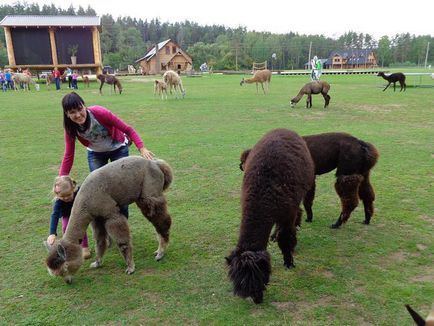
383 83 390 91
304 181 316 222
276 208 300 268
306 95 311 108
99 81 104 95
358 174 375 225
89 218 108 269
393 82 396 92
105 214 135 274
322 93 330 108
332 175 363 228
255 83 259 94
136 196 172 261
261 82 266 95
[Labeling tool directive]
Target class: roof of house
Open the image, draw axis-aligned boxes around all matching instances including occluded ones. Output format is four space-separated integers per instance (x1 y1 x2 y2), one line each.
135 39 171 63
0 15 101 27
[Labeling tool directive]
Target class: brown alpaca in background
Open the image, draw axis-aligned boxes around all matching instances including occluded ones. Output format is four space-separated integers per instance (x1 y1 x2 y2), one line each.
377 72 406 92
227 128 314 304
97 73 122 95
290 80 331 108
240 69 272 94
81 74 90 88
240 132 379 229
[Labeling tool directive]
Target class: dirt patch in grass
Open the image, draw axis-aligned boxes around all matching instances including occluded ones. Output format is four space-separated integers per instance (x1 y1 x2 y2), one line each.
354 104 403 112
419 215 434 226
411 274 434 283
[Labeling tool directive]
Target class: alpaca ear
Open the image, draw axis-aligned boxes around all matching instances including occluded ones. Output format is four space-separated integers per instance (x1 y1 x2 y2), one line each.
405 305 426 326
57 244 67 261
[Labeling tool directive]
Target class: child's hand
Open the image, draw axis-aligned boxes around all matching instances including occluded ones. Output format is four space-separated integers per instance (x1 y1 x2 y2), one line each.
47 234 56 245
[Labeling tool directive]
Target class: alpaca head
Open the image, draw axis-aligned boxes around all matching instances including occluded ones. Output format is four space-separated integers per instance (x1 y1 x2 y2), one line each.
240 78 245 86
225 249 271 304
46 239 83 284
290 97 299 107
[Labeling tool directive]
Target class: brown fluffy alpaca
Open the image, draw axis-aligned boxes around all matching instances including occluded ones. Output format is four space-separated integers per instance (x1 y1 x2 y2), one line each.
227 128 315 304
240 69 272 94
97 73 122 95
290 80 331 108
406 303 434 326
46 156 173 284
240 132 379 229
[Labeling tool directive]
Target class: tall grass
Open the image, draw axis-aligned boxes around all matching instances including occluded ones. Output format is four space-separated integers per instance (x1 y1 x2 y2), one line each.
0 72 433 325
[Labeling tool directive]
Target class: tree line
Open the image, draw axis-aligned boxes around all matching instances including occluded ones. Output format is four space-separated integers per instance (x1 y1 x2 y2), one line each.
1 3 433 70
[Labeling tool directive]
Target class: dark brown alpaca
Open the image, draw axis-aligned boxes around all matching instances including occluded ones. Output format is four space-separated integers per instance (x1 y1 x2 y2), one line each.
377 72 406 92
227 128 315 304
240 132 379 229
97 73 123 95
290 80 331 108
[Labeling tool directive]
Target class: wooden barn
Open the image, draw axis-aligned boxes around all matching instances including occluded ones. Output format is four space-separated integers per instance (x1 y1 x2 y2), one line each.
0 15 103 74
135 39 192 75
325 49 377 69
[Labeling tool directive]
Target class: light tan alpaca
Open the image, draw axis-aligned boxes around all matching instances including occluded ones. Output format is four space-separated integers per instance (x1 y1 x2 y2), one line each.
81 74 90 88
406 303 434 326
46 156 173 284
12 73 36 91
240 69 272 94
163 70 185 98
154 80 168 100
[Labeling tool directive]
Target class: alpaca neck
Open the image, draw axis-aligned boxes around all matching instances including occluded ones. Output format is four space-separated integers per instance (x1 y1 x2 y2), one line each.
244 78 257 84
63 212 92 244
237 215 273 252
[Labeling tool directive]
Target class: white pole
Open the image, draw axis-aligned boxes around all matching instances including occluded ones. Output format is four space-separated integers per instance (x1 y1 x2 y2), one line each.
424 42 430 69
308 41 312 70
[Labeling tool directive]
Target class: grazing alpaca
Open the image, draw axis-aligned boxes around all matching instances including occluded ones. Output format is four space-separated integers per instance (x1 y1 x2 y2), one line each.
163 70 185 98
240 132 379 229
406 304 434 326
377 72 406 92
81 74 90 88
46 156 173 284
97 73 123 95
154 80 168 100
290 80 331 108
240 69 272 94
226 128 314 304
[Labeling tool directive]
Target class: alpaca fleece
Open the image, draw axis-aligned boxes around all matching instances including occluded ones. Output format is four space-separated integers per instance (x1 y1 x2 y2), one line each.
240 132 379 228
227 128 314 304
46 156 172 284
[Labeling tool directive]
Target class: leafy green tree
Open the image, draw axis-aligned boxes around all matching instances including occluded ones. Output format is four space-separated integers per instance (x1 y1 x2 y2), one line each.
376 36 392 67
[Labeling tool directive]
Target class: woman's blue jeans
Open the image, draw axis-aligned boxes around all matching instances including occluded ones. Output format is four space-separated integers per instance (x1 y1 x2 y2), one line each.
87 145 129 218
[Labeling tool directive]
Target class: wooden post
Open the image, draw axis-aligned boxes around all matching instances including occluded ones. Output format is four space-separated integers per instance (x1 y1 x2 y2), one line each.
92 27 102 74
49 27 58 66
4 27 16 66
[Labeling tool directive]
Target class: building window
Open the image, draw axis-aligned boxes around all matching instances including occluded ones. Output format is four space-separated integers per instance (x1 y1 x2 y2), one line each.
172 46 177 53
166 46 170 55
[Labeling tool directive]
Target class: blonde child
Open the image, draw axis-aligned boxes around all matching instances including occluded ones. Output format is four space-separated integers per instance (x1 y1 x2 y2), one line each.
46 176 91 259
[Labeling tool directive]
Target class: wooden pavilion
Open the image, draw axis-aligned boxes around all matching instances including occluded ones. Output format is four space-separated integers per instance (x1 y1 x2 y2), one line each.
0 15 103 74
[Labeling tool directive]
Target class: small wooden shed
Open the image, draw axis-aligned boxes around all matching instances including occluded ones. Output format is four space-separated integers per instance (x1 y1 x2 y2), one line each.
135 39 192 75
0 15 103 74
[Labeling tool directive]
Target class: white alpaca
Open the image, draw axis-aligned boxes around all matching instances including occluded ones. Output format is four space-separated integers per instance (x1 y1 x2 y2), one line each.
163 70 186 99
240 69 272 94
12 73 36 91
154 80 168 100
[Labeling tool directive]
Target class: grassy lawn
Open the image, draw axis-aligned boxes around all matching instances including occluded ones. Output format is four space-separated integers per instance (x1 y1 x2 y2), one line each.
0 71 433 325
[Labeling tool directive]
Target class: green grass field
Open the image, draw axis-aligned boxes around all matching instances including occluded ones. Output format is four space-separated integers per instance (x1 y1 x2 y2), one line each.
0 72 433 325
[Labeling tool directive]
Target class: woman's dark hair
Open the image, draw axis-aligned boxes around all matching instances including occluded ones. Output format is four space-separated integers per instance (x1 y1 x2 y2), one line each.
62 92 90 138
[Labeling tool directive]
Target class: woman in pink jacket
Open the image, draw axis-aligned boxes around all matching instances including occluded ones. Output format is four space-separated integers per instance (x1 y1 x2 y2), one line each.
59 92 154 217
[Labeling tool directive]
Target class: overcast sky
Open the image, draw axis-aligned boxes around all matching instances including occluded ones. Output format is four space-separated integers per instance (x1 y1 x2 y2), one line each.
27 0 433 40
